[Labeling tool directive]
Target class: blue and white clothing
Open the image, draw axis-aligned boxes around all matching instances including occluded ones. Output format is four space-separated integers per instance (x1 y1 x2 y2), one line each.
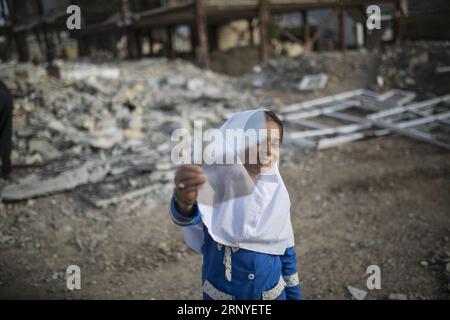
169 197 302 300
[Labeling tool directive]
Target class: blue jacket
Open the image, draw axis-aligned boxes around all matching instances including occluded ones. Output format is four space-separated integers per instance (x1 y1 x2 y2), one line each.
169 197 302 300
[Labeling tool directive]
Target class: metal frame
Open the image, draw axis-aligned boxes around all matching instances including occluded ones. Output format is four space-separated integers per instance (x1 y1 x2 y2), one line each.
281 89 450 150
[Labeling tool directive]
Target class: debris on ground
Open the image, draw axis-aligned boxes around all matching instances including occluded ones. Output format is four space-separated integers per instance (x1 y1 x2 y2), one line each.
297 74 329 91
388 293 408 300
0 58 256 204
346 286 367 300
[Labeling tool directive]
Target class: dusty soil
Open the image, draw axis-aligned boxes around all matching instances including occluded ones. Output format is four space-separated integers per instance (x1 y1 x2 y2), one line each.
0 134 449 300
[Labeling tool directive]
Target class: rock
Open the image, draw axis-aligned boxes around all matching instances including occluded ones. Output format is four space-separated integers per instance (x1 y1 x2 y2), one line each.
28 139 61 161
25 153 44 165
297 74 328 91
1 160 110 201
420 260 429 267
388 293 407 300
377 76 384 87
0 58 257 207
346 286 367 300
187 78 204 91
14 209 37 224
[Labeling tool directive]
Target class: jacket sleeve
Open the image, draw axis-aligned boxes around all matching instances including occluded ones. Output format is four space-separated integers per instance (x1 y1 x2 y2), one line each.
280 246 302 300
169 194 202 226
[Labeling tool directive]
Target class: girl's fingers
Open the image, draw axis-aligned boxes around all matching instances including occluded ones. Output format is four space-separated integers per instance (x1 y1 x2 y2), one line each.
174 165 206 190
173 173 207 189
177 180 206 196
177 177 206 189
182 186 203 193
180 164 203 173
176 165 203 176
175 171 205 183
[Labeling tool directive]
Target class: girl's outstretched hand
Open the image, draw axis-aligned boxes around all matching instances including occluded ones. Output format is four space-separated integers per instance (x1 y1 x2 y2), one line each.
173 165 206 215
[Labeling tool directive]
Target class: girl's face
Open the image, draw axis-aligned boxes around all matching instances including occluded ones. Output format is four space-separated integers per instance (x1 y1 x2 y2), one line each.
244 119 281 175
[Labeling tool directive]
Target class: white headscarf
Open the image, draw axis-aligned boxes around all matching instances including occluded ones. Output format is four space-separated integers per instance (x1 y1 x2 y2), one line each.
181 109 294 255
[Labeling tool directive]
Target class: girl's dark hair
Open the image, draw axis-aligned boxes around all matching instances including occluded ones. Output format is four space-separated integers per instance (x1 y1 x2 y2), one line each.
244 109 284 143
265 110 284 143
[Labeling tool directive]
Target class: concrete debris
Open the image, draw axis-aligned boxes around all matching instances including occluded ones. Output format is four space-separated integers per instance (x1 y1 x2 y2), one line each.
378 41 450 96
346 286 367 300
0 58 255 205
1 161 110 201
60 63 120 80
297 74 328 91
388 293 408 300
242 50 377 92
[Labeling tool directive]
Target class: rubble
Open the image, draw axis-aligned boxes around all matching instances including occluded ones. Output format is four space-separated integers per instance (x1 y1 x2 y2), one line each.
241 50 377 92
346 286 367 300
388 293 408 300
378 41 450 97
1 160 110 201
297 74 328 91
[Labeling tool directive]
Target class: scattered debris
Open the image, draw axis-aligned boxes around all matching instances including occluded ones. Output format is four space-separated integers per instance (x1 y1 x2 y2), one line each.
0 58 255 205
1 160 110 201
420 260 429 267
297 74 329 91
346 286 367 300
435 66 450 74
388 293 408 300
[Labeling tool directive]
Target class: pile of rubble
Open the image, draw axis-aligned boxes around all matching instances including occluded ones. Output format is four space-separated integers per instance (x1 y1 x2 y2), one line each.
0 58 257 205
377 41 450 97
241 49 377 93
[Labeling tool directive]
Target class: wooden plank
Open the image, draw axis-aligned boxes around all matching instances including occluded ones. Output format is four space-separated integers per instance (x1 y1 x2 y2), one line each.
368 95 450 120
377 89 416 106
193 0 210 69
325 111 368 124
302 9 310 46
396 111 450 129
310 8 337 46
317 132 365 149
281 89 366 113
371 120 450 150
258 0 270 64
338 4 346 50
284 101 358 120
289 118 330 130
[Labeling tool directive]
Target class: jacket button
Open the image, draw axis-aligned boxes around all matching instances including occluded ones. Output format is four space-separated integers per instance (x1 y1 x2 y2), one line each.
248 273 255 280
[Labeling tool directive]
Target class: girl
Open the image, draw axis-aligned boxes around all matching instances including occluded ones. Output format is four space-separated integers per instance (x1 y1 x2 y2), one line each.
169 109 301 300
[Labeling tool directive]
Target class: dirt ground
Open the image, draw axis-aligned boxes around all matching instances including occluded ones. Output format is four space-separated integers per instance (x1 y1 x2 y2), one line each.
0 134 449 299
